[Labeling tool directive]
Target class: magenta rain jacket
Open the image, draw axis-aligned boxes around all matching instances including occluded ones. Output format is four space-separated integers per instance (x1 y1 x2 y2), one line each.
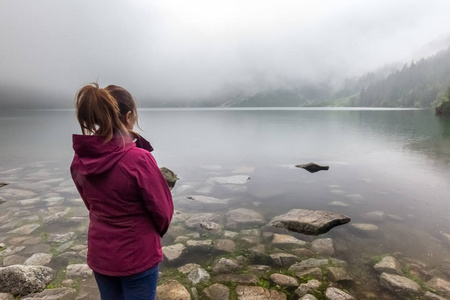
70 134 174 276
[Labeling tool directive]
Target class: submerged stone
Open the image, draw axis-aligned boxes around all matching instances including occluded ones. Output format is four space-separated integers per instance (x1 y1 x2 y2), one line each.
8 224 40 235
295 279 321 297
212 258 240 274
327 267 353 282
380 273 421 296
289 258 329 272
214 274 259 285
351 223 379 232
24 253 52 266
361 211 385 222
47 232 75 244
185 213 223 229
426 277 450 297
162 244 187 262
269 273 299 287
374 256 403 275
270 253 299 267
235 285 286 300
225 208 265 229
269 209 350 235
177 263 201 275
156 280 191 300
66 264 93 278
203 283 230 300
214 239 236 253
325 287 355 300
21 287 77 300
187 267 210 285
423 291 448 300
272 234 307 248
311 238 334 256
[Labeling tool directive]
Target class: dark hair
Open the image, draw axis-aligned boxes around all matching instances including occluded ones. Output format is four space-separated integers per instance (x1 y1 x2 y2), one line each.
75 83 129 141
104 85 138 127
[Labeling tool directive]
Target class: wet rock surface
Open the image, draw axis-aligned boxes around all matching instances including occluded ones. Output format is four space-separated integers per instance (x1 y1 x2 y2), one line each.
269 209 351 235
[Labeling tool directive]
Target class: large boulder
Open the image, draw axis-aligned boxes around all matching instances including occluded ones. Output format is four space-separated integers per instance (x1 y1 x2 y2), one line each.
269 209 350 235
0 265 55 296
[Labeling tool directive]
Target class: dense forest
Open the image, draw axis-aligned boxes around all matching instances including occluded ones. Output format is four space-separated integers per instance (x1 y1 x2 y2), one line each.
224 47 450 109
356 47 450 108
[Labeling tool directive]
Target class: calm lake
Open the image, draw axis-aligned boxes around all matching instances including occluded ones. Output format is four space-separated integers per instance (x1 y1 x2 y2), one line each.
0 108 449 298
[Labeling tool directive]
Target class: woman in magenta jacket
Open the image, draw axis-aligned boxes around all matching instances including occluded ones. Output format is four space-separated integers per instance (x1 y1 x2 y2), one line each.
71 83 173 300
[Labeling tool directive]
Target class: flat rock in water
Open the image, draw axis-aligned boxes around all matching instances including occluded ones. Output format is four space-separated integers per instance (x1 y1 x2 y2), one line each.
269 209 350 235
295 163 329 173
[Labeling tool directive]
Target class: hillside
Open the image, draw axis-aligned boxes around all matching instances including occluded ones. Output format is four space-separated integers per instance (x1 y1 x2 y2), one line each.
222 47 450 108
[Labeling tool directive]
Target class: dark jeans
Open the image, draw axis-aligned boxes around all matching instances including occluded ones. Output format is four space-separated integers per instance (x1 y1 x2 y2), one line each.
93 264 159 300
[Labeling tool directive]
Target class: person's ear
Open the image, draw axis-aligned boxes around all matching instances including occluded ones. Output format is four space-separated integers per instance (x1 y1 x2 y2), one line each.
125 111 134 127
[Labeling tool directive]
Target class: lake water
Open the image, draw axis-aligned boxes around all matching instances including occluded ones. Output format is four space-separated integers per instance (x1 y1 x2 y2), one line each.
0 108 449 298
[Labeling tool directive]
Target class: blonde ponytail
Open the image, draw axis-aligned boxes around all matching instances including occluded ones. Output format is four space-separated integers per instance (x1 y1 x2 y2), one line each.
75 83 129 141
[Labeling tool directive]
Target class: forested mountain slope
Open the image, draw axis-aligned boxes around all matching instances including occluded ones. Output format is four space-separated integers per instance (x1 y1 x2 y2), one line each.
355 47 450 108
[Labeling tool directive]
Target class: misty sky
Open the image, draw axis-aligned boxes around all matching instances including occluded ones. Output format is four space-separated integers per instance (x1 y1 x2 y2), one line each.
1 0 450 107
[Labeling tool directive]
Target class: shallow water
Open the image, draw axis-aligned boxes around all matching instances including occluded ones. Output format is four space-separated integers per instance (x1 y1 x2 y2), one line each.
0 108 449 298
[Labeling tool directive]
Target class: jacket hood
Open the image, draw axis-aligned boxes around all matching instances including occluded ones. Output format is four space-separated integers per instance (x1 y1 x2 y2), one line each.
72 134 135 175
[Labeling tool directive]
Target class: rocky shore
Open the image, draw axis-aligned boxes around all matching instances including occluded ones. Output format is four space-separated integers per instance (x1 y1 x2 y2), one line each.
1 163 450 300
